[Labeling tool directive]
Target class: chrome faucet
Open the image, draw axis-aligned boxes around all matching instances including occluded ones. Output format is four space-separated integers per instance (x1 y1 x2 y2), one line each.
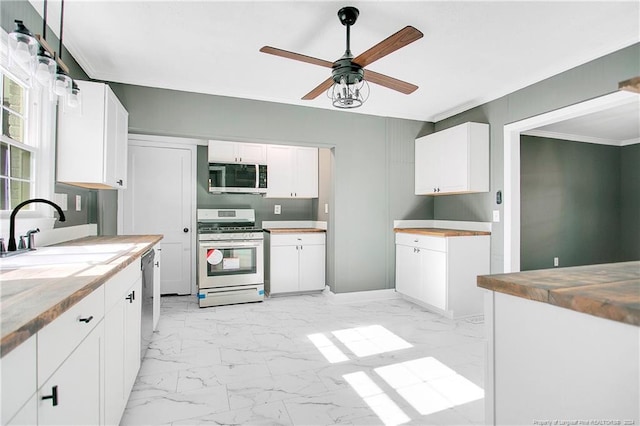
7 198 66 252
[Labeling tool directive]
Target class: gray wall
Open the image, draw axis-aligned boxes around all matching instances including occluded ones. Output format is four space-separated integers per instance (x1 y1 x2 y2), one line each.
621 143 640 260
110 83 433 293
433 43 640 272
520 136 625 270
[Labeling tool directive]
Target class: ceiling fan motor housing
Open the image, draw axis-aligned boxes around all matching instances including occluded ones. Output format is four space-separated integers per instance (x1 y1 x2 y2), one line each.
332 57 364 84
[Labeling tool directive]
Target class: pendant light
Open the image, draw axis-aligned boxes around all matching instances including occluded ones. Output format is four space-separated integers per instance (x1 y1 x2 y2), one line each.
8 20 38 74
53 0 73 98
34 0 56 90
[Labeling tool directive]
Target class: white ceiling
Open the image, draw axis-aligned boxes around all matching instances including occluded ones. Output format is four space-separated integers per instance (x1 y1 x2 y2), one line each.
31 1 640 122
526 100 640 146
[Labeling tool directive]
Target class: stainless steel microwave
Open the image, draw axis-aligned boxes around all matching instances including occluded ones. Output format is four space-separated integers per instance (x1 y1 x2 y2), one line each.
208 163 268 194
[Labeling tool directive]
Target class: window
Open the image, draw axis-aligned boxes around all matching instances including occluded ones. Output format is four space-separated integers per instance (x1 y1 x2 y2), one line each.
0 71 34 210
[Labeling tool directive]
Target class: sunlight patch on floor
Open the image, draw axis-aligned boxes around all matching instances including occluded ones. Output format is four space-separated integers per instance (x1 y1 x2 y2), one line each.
343 371 411 426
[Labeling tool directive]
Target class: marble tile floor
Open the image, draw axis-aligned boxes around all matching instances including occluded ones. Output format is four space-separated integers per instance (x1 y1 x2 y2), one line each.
121 293 485 426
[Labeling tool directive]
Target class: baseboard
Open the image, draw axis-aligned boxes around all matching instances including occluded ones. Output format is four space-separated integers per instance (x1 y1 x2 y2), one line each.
323 287 400 304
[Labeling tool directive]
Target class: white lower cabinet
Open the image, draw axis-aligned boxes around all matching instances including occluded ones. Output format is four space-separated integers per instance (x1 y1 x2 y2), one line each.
265 232 326 295
104 261 142 426
395 232 489 318
38 323 104 425
1 260 144 426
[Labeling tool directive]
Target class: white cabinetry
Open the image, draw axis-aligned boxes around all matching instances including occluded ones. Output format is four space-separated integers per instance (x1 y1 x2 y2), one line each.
1 335 37 425
208 140 267 164
395 232 489 318
265 232 325 295
37 285 105 425
153 245 162 331
415 122 489 195
104 261 142 426
266 145 318 198
57 80 129 189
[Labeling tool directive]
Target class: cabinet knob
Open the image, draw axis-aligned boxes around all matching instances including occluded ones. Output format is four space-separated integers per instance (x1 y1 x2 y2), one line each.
183 228 189 233
78 316 94 324
42 385 59 406
117 179 123 186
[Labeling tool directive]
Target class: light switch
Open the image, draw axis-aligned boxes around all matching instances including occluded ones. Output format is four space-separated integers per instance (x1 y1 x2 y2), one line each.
274 205 281 215
492 210 500 222
324 203 329 214
76 195 82 211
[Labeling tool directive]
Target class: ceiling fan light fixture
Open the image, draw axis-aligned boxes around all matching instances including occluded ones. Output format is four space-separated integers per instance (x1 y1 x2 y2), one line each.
329 75 369 109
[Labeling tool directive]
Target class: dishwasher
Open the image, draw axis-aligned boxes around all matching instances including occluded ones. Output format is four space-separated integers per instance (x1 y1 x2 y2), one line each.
140 248 155 360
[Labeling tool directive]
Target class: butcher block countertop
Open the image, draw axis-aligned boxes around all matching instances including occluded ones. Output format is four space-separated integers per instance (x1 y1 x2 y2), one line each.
264 228 326 234
394 228 491 237
0 235 162 357
478 261 640 326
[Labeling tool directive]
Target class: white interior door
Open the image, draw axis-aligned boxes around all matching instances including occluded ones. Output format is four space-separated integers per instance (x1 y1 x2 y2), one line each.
121 142 194 295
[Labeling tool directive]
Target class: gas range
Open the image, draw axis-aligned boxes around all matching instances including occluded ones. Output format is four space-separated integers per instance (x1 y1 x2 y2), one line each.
197 209 264 241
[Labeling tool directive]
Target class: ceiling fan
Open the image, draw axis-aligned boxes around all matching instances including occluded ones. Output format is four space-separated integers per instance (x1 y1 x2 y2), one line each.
260 6 423 108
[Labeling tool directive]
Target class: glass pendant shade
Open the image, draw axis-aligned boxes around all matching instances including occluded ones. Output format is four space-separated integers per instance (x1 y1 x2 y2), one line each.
329 76 369 109
35 49 57 88
67 82 81 108
53 69 72 97
8 20 38 72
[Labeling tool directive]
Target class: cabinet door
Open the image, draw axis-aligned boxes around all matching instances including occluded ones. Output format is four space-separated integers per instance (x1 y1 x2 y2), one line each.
266 145 294 198
415 134 441 195
38 323 103 426
104 299 126 426
439 126 468 193
6 394 37 426
208 140 238 163
422 249 447 310
395 244 423 300
113 94 129 189
269 245 300 294
124 278 142 395
294 147 318 198
153 245 162 331
298 243 325 291
237 143 267 164
104 88 118 188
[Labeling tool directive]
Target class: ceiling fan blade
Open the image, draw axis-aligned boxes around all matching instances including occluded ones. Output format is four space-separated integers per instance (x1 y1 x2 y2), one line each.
364 70 418 94
353 26 423 68
260 46 334 68
302 77 335 100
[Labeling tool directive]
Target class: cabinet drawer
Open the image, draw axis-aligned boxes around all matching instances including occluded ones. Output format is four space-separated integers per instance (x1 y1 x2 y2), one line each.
271 233 325 247
1 334 36 425
105 260 141 309
395 233 447 251
37 286 105 387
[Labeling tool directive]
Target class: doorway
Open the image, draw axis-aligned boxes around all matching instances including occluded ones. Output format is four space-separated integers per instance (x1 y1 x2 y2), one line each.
503 90 639 272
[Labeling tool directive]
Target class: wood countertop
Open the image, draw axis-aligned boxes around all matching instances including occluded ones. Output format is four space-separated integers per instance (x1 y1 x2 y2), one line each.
394 228 491 237
0 235 163 357
477 261 640 326
264 228 326 234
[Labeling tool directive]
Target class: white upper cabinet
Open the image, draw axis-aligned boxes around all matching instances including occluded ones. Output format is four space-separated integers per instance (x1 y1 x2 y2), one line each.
266 145 318 198
208 140 267 164
57 80 129 189
415 122 489 195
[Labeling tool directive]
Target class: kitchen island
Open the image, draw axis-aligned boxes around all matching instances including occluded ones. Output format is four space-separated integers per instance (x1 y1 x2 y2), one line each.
478 261 640 424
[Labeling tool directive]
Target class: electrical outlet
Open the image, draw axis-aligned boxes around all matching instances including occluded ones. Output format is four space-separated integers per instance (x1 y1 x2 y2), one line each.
554 257 559 267
492 210 500 222
76 195 82 211
324 203 329 214
274 205 281 215
54 193 68 211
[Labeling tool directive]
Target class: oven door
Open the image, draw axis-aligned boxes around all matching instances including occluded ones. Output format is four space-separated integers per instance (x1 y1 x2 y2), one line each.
198 240 264 289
